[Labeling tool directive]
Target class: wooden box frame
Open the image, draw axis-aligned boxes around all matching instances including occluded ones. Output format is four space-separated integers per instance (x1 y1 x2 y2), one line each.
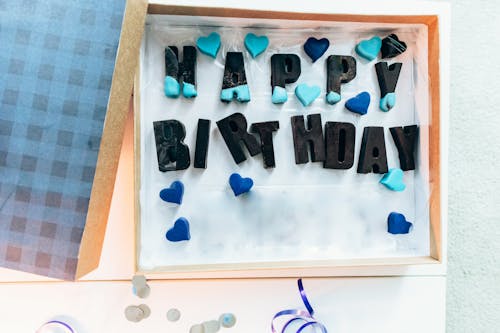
131 0 449 278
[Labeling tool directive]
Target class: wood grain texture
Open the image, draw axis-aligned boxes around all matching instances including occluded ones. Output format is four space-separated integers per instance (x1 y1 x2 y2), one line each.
76 0 149 279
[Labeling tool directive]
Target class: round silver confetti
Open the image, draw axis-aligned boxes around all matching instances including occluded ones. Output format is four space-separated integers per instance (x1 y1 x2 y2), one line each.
132 275 147 287
138 304 151 319
166 308 181 322
124 305 144 323
135 284 151 299
202 320 221 333
189 324 205 333
219 313 236 328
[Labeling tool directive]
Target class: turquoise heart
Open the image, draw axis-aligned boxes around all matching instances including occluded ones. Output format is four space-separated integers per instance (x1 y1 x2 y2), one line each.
380 168 406 191
295 83 321 107
164 76 180 98
272 86 288 104
244 33 269 58
355 36 382 61
197 32 221 58
182 82 197 98
326 91 341 105
220 84 251 103
379 92 396 112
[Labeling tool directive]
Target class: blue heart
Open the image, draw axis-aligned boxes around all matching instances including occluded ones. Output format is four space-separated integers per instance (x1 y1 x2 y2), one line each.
379 92 396 112
182 82 197 98
387 212 413 234
303 37 330 62
166 217 191 242
380 168 406 191
345 92 370 115
196 32 221 58
295 83 321 107
159 180 184 204
355 36 382 61
229 173 253 196
244 33 269 58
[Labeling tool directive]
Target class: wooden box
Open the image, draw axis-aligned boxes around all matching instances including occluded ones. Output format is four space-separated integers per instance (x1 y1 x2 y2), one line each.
129 0 450 278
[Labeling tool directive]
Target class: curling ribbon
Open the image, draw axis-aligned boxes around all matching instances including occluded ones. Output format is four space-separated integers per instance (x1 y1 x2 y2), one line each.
271 279 328 333
36 320 75 333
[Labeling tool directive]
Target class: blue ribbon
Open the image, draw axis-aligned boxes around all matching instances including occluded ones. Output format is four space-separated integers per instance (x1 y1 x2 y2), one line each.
37 320 75 333
271 279 328 333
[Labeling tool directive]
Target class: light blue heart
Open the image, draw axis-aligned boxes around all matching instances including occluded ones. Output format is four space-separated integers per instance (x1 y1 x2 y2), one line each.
220 84 251 103
272 86 287 104
182 82 197 98
244 33 269 58
326 91 341 105
355 36 382 61
380 92 396 112
197 32 221 58
295 83 321 107
164 76 180 98
380 168 406 191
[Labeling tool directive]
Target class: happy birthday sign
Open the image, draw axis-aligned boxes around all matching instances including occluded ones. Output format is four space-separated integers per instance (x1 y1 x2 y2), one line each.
154 33 418 175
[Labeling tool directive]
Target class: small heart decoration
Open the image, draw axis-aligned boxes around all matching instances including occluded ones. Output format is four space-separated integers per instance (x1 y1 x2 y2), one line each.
303 37 330 62
159 180 184 204
379 92 396 112
229 173 253 196
166 217 191 242
326 91 341 105
196 32 221 58
380 168 406 191
381 34 407 59
295 83 321 107
272 86 288 104
182 82 197 98
355 36 382 61
164 76 180 98
345 92 370 115
244 33 269 58
387 212 413 234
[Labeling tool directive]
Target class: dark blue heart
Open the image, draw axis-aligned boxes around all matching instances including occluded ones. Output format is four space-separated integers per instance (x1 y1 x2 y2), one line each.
303 37 330 63
229 173 253 196
166 217 191 242
159 180 184 204
387 212 413 234
345 91 371 115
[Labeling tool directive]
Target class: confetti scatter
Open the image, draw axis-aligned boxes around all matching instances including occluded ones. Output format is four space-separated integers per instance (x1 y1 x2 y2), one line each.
219 313 237 328
132 274 151 299
125 304 151 323
167 308 181 322
189 313 237 332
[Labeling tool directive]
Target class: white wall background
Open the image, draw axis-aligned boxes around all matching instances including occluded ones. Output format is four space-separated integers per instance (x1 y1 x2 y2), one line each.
446 0 500 332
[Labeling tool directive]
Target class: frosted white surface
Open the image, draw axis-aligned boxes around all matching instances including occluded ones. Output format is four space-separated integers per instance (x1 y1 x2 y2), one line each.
138 15 430 270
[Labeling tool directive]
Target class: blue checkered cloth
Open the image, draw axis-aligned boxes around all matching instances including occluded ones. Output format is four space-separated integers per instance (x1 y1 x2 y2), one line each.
0 0 125 280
